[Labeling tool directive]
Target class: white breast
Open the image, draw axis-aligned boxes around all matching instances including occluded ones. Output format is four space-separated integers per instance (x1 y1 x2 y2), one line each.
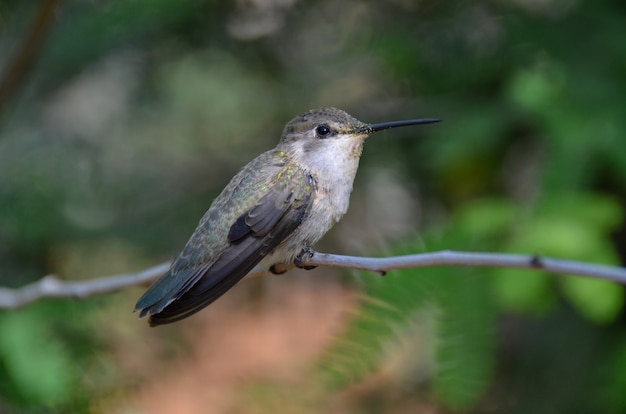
259 136 364 268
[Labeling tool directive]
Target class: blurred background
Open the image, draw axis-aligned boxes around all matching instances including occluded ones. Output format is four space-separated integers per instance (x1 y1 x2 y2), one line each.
1 0 625 412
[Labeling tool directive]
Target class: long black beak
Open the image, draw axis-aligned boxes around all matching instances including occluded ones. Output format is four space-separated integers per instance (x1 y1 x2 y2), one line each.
367 118 441 133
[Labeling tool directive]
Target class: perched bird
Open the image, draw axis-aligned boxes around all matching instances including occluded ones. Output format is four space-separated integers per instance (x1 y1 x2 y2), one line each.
135 107 439 326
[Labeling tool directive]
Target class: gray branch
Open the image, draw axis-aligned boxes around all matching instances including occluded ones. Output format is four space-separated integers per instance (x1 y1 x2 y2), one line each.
1 250 625 309
0 262 171 309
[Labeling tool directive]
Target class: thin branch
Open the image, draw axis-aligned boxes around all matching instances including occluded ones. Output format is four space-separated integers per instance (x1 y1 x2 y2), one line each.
0 0 61 118
0 262 170 310
0 250 625 310
304 251 626 283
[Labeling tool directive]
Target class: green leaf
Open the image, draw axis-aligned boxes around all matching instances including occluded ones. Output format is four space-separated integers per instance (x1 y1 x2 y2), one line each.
511 217 598 260
492 268 556 313
560 277 624 324
453 198 519 239
0 311 73 404
317 269 433 389
318 236 496 410
500 193 622 318
433 268 495 409
536 194 623 233
507 59 566 113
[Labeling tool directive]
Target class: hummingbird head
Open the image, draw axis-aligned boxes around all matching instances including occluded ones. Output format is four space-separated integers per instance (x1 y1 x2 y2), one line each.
278 107 440 175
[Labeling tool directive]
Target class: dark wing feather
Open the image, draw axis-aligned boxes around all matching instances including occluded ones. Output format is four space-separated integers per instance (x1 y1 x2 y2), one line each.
243 192 293 237
141 176 313 326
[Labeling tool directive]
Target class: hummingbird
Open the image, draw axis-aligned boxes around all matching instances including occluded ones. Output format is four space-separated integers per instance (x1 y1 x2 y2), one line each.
135 107 440 326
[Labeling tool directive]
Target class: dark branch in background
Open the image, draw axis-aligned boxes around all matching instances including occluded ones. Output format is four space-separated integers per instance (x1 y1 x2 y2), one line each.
1 250 625 310
0 0 61 118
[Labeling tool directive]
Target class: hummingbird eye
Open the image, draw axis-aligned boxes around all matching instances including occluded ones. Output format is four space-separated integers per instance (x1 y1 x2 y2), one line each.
315 124 333 139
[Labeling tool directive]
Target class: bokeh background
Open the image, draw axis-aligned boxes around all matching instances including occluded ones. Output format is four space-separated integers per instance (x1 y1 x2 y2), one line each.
1 0 626 413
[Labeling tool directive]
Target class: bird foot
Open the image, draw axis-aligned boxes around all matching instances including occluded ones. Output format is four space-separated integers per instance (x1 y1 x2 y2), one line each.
269 264 290 275
294 246 317 270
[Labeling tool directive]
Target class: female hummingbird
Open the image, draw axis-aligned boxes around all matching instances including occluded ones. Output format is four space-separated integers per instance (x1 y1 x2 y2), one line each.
135 107 439 326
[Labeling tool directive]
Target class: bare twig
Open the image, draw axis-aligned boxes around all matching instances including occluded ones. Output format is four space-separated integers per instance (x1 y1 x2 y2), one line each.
0 0 61 118
0 250 624 310
0 261 170 310
305 251 626 283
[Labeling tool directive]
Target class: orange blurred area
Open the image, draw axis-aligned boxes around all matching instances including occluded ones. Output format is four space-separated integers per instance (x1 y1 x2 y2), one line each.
98 271 360 413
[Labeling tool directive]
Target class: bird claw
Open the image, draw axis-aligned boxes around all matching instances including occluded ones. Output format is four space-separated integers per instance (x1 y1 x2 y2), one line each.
294 246 317 270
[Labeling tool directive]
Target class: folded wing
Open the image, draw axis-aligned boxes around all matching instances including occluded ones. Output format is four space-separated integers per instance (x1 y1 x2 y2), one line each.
135 170 315 326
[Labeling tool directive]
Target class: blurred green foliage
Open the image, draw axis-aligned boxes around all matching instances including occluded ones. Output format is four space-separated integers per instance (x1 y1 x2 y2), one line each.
321 192 625 411
1 0 625 413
